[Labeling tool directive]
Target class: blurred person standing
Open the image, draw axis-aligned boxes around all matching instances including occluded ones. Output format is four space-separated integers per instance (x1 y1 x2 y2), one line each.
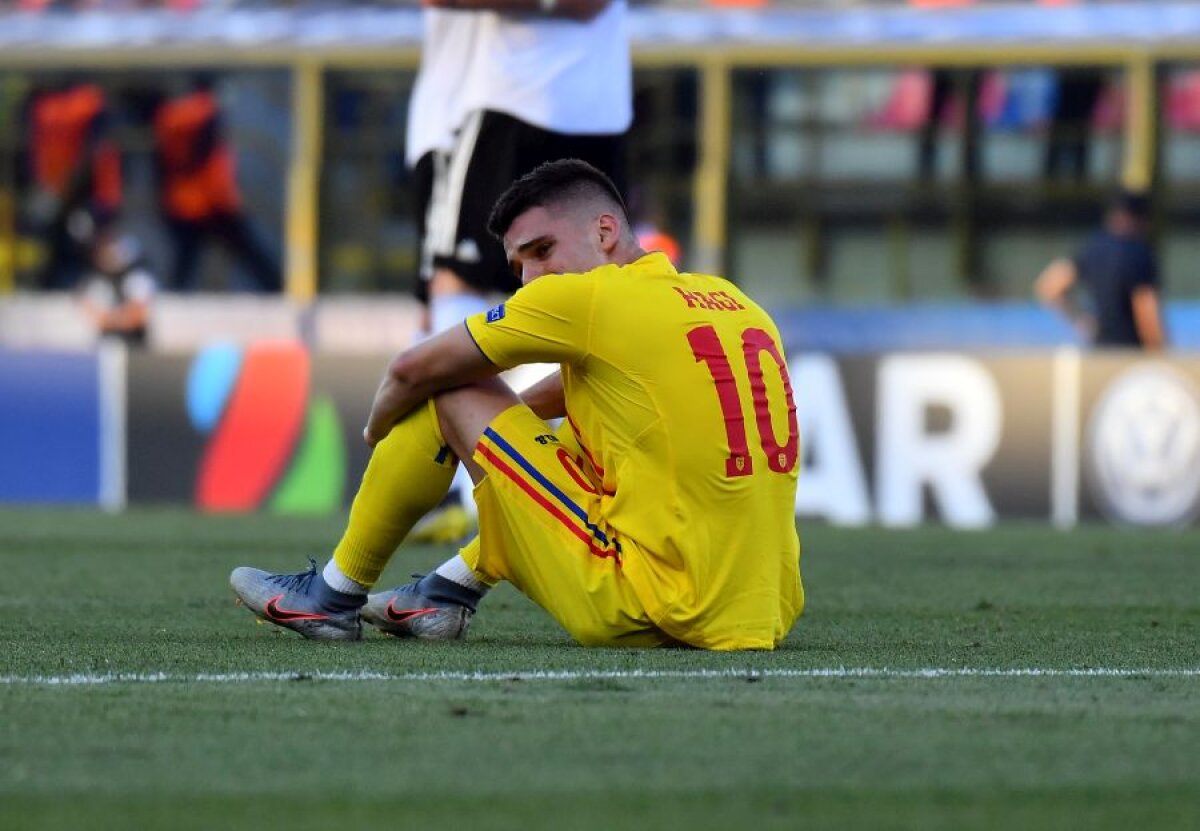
405 0 631 539
21 78 122 290
153 74 281 292
917 69 981 181
410 0 629 328
1035 190 1166 349
630 185 682 266
76 229 158 347
1043 69 1105 182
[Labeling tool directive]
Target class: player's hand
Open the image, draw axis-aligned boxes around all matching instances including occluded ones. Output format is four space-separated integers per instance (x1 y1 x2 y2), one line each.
363 375 395 448
363 361 416 448
363 419 395 449
363 402 396 449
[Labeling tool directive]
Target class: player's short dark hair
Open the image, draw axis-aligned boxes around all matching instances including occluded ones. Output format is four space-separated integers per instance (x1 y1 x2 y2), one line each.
487 159 629 240
1112 189 1151 221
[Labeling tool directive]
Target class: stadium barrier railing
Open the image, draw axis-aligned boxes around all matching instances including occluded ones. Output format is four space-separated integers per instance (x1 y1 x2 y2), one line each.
1 3 1197 297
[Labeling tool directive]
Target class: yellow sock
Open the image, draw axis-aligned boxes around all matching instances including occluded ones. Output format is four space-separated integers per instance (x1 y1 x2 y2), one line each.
332 400 457 588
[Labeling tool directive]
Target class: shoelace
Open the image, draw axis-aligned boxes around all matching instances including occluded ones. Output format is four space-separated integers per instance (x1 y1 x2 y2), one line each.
266 558 319 594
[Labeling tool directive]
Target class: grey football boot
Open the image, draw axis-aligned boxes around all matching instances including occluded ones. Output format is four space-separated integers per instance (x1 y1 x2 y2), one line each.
360 574 476 640
230 559 363 641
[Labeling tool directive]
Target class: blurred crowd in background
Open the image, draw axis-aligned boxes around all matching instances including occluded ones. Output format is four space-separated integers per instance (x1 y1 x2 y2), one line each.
1 71 283 341
1 0 1198 349
0 0 1136 9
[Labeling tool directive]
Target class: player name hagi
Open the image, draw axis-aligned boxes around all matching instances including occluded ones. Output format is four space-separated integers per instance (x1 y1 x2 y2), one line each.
672 286 746 311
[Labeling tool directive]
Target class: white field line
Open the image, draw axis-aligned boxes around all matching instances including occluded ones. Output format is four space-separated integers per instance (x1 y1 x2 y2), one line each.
2 667 1199 687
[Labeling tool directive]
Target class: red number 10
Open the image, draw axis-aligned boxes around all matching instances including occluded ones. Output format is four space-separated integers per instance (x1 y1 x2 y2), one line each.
686 325 799 477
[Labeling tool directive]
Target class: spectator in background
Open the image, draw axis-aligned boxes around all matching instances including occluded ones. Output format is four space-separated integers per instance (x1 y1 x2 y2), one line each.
917 68 981 181
630 184 681 266
403 0 631 541
21 77 122 290
76 229 157 347
635 220 681 267
1044 69 1105 182
154 74 281 292
1036 190 1166 349
917 69 954 180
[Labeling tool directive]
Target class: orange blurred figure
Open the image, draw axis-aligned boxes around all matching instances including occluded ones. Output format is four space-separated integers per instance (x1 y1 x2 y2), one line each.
24 80 123 289
153 75 280 292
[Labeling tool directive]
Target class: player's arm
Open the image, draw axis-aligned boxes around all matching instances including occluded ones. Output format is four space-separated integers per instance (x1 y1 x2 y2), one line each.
78 270 155 336
1132 286 1166 349
363 324 498 447
423 0 609 21
103 272 154 336
1035 256 1093 339
1035 257 1076 308
93 300 150 335
519 371 565 420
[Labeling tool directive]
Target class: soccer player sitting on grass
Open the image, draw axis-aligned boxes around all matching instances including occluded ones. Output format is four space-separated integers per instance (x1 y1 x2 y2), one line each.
230 159 804 650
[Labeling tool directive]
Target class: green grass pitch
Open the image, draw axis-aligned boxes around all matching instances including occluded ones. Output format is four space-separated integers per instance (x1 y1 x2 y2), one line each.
1 508 1198 830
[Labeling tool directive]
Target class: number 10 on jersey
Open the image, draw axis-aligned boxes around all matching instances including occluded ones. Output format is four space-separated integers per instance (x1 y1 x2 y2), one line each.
687 325 799 477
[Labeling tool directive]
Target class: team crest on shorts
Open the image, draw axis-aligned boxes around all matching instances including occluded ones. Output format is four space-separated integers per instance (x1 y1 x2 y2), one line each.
486 303 506 323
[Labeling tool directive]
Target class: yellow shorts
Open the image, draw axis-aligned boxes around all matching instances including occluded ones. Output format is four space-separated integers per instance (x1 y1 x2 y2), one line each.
460 404 672 648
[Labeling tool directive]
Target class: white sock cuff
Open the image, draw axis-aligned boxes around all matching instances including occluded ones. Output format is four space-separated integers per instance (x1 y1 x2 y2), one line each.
434 554 489 595
322 559 368 596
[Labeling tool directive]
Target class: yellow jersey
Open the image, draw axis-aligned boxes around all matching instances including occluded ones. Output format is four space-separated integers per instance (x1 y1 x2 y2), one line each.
465 252 803 649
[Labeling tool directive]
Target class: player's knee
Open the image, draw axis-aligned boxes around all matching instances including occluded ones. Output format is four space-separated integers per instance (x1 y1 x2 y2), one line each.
433 380 518 456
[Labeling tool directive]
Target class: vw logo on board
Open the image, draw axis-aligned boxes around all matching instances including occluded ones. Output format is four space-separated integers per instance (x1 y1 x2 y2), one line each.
1086 363 1200 526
